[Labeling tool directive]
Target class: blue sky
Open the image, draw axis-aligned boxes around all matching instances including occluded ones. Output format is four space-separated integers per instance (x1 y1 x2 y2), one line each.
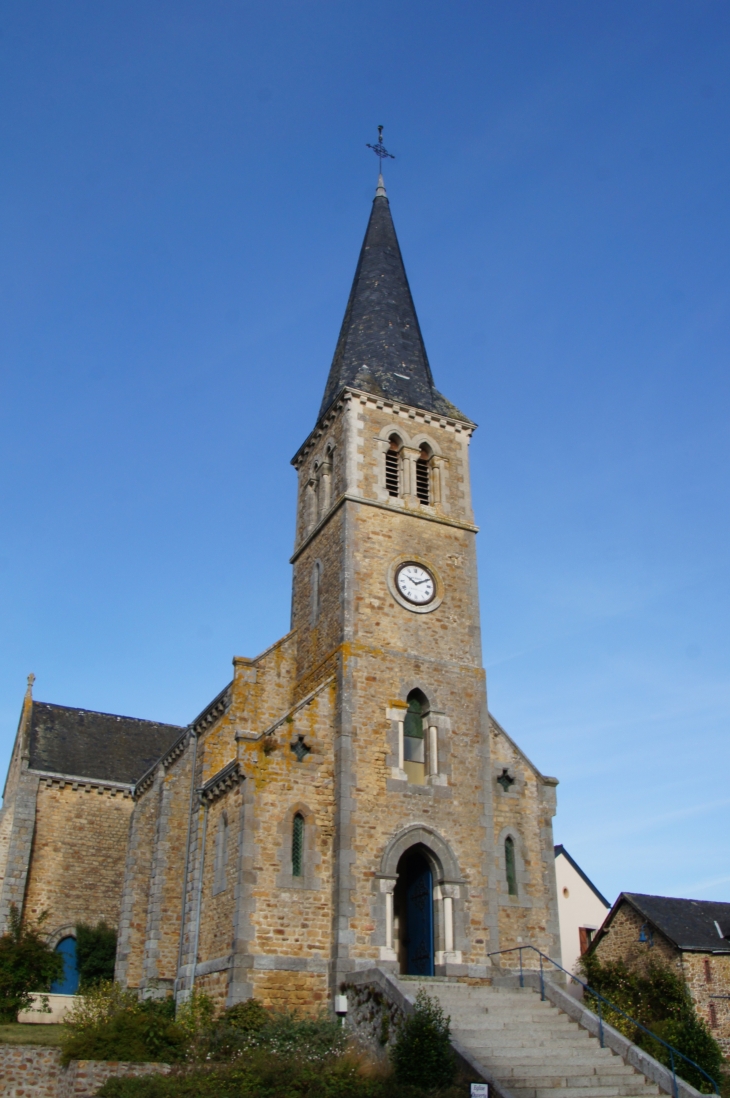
1 1 728 905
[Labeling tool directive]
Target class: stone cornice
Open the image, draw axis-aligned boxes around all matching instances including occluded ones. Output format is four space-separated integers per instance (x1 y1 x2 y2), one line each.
291 387 476 469
290 491 478 564
191 683 232 737
31 768 134 797
199 760 245 804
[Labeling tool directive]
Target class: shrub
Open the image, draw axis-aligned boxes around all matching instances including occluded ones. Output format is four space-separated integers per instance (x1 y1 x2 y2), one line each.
97 1051 466 1097
60 982 188 1066
579 955 723 1094
391 988 456 1090
648 1015 725 1095
75 921 117 989
0 904 64 1023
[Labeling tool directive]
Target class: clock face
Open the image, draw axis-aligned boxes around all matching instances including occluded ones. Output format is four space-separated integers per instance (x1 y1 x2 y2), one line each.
396 563 435 605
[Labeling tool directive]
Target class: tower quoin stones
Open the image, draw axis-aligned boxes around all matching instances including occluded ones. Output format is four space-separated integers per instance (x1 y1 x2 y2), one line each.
0 174 561 1009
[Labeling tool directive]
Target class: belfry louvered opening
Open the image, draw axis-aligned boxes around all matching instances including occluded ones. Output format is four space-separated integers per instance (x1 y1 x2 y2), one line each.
385 435 401 496
416 446 431 505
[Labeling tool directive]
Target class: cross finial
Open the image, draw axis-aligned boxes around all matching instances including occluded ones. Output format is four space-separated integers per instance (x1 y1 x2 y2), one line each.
25 673 35 698
366 125 395 174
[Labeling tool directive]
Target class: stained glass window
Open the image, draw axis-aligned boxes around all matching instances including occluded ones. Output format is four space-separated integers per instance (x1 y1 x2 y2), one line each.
292 813 304 877
505 836 518 896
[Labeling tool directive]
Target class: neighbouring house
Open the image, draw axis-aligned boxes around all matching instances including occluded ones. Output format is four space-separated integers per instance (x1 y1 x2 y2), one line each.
591 892 730 1054
554 845 611 977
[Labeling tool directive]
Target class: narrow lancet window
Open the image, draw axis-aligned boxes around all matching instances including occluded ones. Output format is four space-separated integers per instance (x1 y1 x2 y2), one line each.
213 813 228 895
416 446 430 505
505 835 518 896
292 812 304 877
385 435 401 497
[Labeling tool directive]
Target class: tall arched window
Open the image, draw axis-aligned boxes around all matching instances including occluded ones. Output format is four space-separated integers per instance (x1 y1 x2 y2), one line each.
292 812 304 877
505 835 518 896
403 689 428 785
385 435 401 497
311 560 322 625
416 445 431 505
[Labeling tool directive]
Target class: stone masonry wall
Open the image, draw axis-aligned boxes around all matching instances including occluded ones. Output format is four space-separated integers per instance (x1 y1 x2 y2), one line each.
0 1045 168 1098
115 774 163 990
23 781 134 938
682 952 730 1054
490 720 560 963
594 903 730 1054
140 741 195 991
592 903 682 975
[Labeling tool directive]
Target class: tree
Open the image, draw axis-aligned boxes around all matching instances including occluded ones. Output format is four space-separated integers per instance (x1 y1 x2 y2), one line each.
76 921 117 989
391 988 456 1089
0 904 64 1023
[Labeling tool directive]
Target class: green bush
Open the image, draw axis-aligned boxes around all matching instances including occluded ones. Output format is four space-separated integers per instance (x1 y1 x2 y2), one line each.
391 988 456 1090
0 904 64 1023
579 954 723 1094
60 982 187 1066
97 1051 468 1097
647 1016 725 1095
75 921 117 989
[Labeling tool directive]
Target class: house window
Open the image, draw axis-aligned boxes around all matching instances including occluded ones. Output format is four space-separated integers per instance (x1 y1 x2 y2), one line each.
385 435 401 497
416 446 430 505
505 836 518 896
213 812 228 895
709 1002 718 1029
292 813 304 877
579 927 594 954
704 959 712 984
403 689 427 785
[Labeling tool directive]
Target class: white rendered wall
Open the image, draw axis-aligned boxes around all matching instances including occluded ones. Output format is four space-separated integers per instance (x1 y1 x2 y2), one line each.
555 851 610 976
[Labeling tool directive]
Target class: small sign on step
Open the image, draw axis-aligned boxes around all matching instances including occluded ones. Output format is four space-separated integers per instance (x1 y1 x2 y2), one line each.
470 1085 488 1098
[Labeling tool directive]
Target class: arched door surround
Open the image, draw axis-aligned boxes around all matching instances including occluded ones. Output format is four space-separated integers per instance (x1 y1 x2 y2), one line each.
376 825 465 973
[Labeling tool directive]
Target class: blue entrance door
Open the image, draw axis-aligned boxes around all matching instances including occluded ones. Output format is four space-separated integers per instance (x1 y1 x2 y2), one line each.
51 937 79 994
406 857 434 976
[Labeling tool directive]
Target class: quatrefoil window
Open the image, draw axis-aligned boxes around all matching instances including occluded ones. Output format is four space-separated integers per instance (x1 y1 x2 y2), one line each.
290 735 311 763
497 768 515 792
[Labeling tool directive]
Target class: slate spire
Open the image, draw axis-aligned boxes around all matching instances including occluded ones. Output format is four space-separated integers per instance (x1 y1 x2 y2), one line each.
318 177 468 422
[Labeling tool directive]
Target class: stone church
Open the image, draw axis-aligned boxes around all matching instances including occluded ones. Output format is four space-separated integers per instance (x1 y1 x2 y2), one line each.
0 175 561 1010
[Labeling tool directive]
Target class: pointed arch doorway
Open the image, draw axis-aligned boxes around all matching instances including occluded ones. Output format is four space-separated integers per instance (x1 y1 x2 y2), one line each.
394 845 434 976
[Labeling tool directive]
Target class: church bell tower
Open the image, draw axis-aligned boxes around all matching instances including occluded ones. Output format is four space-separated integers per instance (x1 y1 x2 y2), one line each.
289 174 561 984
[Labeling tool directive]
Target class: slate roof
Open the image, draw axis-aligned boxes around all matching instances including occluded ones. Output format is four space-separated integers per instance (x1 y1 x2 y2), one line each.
318 178 470 424
28 701 183 786
554 844 611 908
598 893 730 954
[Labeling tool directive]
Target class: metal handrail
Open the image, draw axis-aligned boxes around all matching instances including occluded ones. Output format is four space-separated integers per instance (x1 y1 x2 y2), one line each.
487 945 719 1097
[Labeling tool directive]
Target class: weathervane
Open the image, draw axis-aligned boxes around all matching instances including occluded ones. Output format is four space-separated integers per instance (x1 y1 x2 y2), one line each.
366 125 395 172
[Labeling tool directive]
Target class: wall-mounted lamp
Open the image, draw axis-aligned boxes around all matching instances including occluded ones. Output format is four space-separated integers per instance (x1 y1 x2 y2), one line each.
334 994 348 1027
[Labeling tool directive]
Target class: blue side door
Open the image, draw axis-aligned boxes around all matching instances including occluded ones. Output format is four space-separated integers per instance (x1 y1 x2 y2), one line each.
406 861 434 976
51 936 79 994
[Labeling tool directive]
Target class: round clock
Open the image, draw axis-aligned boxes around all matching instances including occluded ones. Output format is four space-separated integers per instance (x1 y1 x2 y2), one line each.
396 563 436 605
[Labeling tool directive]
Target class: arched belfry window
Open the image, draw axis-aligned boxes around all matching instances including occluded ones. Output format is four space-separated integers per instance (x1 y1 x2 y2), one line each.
416 445 431 505
505 835 518 896
385 435 401 497
403 689 428 785
292 812 304 877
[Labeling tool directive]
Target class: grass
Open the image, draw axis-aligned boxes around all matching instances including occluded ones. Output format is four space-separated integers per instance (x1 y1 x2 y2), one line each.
0 1023 66 1046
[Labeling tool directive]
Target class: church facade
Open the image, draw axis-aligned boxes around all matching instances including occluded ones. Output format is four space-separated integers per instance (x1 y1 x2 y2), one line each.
0 177 561 1010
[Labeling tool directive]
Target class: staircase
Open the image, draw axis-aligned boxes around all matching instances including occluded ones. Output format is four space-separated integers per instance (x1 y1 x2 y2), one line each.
396 979 663 1098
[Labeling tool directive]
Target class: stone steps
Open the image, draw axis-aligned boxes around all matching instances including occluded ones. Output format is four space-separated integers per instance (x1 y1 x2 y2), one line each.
396 978 665 1098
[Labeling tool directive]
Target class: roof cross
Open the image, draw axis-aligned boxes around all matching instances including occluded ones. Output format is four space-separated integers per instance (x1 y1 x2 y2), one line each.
366 125 395 171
